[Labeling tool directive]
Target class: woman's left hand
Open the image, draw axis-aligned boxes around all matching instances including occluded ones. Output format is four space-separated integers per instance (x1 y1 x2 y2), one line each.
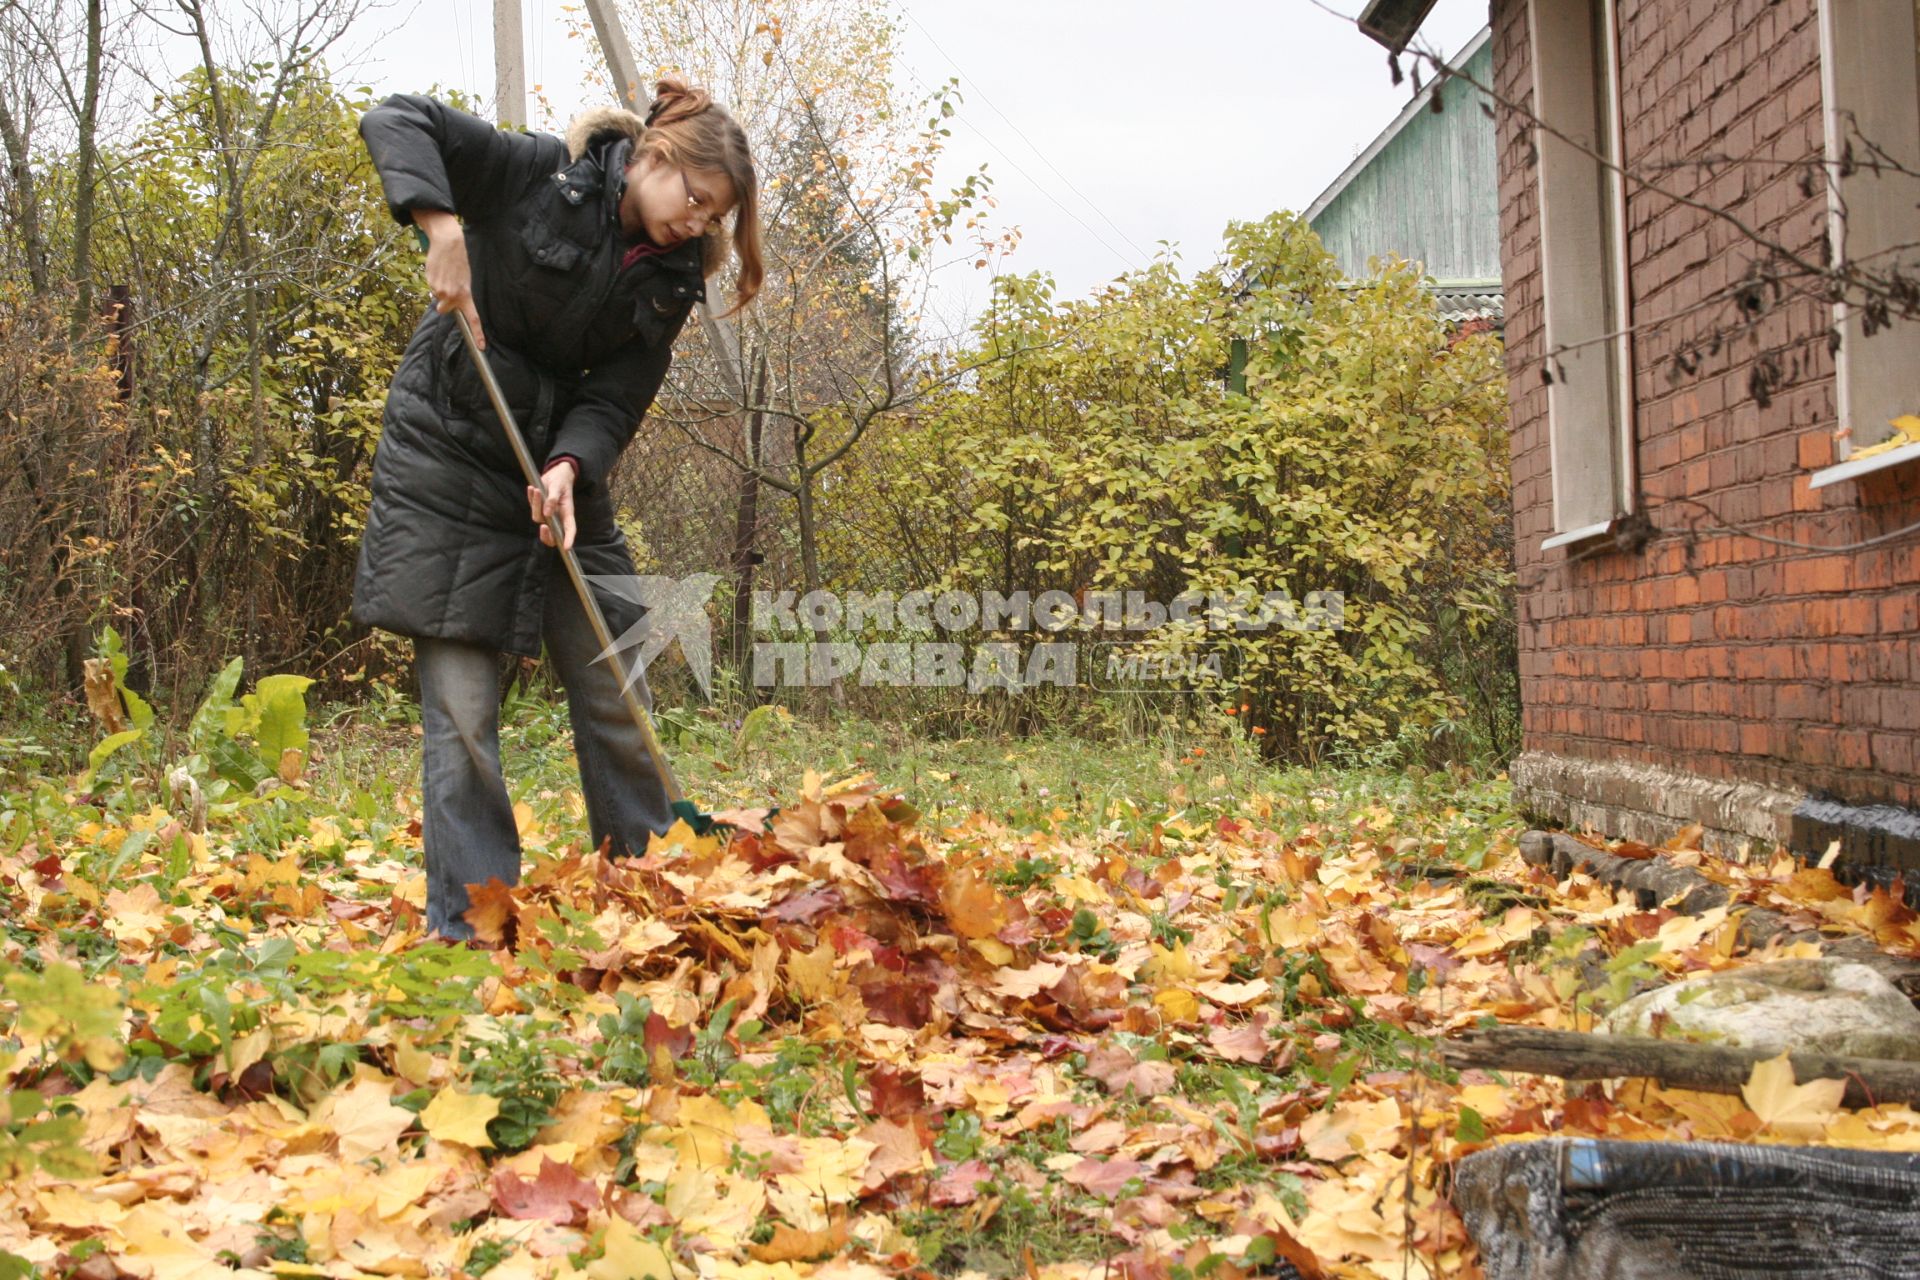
528 459 577 550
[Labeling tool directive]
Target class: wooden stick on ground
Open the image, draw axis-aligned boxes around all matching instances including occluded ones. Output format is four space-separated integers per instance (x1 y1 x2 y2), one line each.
1441 1025 1920 1110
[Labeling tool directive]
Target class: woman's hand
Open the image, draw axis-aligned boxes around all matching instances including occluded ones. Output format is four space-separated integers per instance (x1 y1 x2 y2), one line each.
527 458 577 550
416 209 486 351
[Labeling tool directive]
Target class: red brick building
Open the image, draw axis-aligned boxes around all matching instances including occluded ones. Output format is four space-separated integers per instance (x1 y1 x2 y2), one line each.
1367 0 1920 874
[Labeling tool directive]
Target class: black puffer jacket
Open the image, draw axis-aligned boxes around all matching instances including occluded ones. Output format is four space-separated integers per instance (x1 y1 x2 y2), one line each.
353 95 708 655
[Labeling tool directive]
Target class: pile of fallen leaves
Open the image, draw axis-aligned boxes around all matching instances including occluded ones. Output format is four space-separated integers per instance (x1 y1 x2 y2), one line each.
3 768 1919 1280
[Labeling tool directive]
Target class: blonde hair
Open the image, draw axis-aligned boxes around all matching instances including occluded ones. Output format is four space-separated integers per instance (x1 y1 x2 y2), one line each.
639 75 763 316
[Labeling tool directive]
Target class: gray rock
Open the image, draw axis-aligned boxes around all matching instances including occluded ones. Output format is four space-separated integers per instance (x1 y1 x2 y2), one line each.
1603 957 1920 1061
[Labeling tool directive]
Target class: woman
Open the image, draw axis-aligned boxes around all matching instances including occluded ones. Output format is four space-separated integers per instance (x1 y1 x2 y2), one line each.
355 79 762 941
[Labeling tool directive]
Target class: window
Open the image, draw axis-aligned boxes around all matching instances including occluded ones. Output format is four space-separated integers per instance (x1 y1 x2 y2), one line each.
1811 0 1920 488
1529 0 1635 547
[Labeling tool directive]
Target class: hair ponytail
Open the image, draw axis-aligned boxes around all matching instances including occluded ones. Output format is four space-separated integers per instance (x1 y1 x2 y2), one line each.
644 77 710 128
639 75 763 315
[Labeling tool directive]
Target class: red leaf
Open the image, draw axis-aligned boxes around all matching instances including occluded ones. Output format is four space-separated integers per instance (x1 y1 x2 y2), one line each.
865 1065 926 1121
1049 964 1129 1029
643 1013 693 1062
1207 1019 1271 1065
767 884 844 924
995 913 1040 946
1063 1156 1149 1199
867 847 940 907
1084 1044 1176 1097
858 971 933 1029
928 1159 992 1206
490 1156 601 1225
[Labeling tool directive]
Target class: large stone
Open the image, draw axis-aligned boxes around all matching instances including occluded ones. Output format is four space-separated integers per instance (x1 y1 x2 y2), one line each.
1603 958 1920 1061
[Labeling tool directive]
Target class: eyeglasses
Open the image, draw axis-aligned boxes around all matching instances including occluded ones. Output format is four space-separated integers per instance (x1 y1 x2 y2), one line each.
678 167 715 230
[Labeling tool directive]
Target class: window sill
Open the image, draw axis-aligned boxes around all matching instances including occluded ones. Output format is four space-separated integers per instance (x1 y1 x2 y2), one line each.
1541 520 1613 551
1809 439 1920 489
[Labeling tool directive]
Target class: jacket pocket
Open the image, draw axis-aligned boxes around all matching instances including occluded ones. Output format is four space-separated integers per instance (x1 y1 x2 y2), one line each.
631 275 700 350
519 219 585 272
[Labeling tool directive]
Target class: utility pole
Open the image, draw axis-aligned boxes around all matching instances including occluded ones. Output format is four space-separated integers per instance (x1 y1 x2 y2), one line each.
494 0 526 128
581 0 643 110
578 0 748 409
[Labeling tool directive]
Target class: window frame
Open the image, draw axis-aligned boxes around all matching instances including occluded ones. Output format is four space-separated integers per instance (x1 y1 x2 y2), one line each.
1810 0 1920 489
1529 0 1637 549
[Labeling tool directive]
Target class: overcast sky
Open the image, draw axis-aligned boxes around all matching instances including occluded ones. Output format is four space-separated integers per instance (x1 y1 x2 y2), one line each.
321 0 1490 327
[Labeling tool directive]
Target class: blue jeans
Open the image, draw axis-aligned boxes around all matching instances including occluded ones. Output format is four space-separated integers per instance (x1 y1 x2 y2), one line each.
414 575 673 940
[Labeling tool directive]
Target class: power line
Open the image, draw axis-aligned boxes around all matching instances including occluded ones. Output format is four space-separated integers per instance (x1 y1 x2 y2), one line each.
895 5 1150 273
527 0 542 120
893 61 1143 277
449 0 473 99
899 5 1150 263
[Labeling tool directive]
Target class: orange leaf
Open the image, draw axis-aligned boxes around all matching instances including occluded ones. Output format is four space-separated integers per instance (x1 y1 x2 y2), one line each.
463 877 519 947
940 866 1006 939
749 1217 849 1263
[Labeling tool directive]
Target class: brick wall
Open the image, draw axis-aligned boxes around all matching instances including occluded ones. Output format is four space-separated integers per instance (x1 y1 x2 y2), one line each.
1495 0 1920 809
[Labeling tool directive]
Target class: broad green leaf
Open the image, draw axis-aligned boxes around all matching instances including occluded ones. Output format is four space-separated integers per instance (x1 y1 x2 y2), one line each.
189 657 245 747
227 673 314 779
734 704 786 756
84 729 144 783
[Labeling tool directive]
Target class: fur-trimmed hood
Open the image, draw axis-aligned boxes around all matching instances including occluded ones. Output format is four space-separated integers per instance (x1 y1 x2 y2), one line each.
565 106 648 162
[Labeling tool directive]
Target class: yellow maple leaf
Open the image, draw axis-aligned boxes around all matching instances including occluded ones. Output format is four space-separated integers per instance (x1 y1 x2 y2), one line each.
785 942 841 1002
990 960 1067 1000
371 1159 444 1217
241 852 300 895
587 1217 682 1280
119 1203 272 1280
1451 905 1540 958
969 937 1015 965
102 882 170 949
1194 977 1269 1006
670 1092 769 1169
390 1032 436 1087
420 1087 499 1148
1260 904 1320 949
772 1134 877 1208
36 1186 128 1231
1741 1052 1845 1136
663 1166 766 1249
1142 939 1199 984
1153 988 1201 1022
1300 1096 1402 1162
320 1078 415 1163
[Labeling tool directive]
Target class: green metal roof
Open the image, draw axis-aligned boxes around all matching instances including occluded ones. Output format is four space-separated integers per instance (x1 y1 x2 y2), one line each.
1304 27 1500 286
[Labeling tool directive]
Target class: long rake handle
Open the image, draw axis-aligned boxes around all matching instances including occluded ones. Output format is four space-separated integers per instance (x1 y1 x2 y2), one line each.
451 310 686 809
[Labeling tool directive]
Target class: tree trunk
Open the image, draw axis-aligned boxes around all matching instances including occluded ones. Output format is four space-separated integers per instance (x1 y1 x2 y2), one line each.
68 0 102 340
791 429 846 710
728 357 767 691
0 95 51 296
42 0 107 689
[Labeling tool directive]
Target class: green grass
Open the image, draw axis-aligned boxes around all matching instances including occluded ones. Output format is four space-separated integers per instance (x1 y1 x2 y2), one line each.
2 659 1518 869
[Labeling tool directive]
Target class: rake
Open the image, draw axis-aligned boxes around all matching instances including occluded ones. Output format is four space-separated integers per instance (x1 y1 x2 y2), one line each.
450 308 728 839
